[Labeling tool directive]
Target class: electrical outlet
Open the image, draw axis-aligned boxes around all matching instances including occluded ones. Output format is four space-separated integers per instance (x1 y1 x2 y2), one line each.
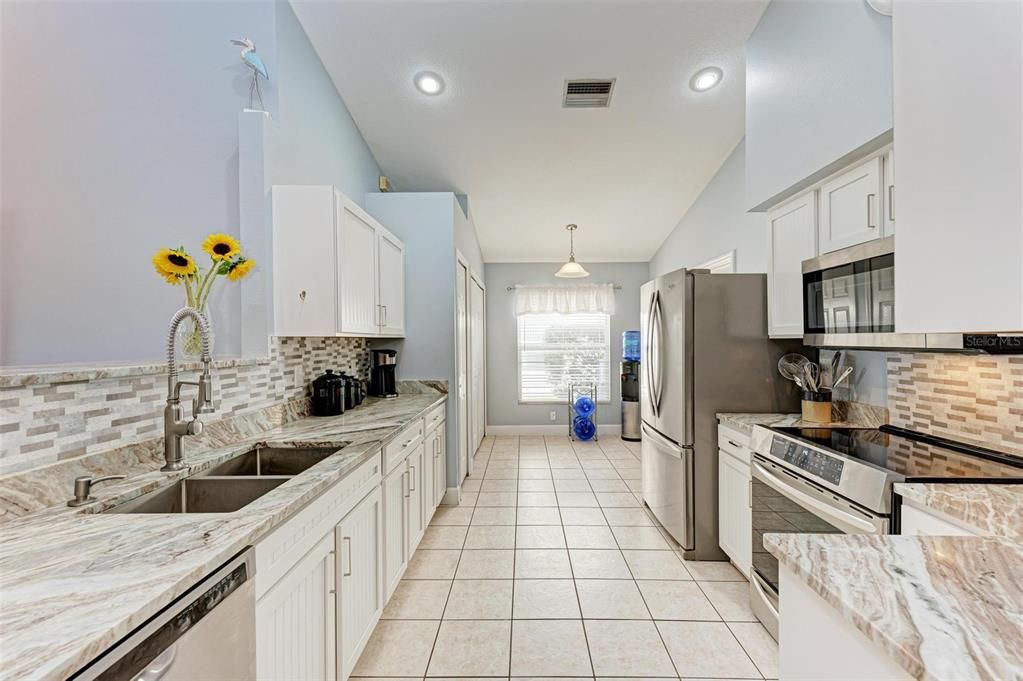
549 410 557 422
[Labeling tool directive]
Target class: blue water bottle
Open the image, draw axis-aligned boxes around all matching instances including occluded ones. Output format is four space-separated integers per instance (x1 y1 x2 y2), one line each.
623 330 641 361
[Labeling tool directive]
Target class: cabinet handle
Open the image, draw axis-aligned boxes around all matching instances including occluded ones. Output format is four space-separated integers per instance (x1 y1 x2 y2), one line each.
403 471 410 498
342 536 352 577
867 193 877 228
299 290 307 301
748 479 753 509
727 440 741 449
409 465 416 491
887 184 895 221
382 305 388 327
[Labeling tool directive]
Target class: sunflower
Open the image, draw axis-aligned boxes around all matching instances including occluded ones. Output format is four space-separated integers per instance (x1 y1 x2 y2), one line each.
227 257 255 281
153 248 197 276
202 233 241 261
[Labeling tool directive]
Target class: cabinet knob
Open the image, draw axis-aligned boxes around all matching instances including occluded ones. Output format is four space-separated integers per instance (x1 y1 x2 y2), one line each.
299 290 307 301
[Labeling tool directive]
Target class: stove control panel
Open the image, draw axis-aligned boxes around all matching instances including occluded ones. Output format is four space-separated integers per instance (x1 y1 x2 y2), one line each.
770 436 844 485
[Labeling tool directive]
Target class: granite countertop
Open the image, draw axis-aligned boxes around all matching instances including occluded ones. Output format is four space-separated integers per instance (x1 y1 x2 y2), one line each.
896 483 1023 538
766 533 1023 681
717 411 880 437
0 392 446 681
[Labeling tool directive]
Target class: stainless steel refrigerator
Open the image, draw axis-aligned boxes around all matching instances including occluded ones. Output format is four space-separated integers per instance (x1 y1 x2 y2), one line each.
640 269 802 560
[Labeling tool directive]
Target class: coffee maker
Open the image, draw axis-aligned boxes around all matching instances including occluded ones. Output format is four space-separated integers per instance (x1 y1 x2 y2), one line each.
370 349 398 398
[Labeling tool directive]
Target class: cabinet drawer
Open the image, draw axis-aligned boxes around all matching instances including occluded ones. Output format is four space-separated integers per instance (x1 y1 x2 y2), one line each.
385 420 424 473
717 424 751 464
424 403 445 433
255 451 381 599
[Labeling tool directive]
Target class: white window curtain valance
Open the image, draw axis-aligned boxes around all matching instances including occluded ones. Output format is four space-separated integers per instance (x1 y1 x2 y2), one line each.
514 284 616 316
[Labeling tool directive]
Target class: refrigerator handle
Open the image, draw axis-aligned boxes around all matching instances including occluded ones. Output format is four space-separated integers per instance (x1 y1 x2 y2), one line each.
652 291 665 414
645 290 658 416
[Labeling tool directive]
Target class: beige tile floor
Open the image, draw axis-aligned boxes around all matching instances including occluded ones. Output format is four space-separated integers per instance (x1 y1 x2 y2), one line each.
353 434 778 681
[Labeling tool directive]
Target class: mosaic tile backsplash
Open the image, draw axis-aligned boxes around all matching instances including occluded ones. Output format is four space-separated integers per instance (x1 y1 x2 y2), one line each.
0 336 371 475
888 352 1023 457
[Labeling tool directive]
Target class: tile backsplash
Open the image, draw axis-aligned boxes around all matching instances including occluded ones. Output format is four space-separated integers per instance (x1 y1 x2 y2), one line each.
0 336 371 475
888 352 1023 457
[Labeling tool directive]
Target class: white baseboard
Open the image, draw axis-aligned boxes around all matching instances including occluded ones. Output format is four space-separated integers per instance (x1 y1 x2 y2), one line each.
486 424 622 437
440 486 462 506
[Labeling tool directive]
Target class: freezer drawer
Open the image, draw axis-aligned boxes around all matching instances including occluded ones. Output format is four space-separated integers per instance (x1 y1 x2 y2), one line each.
641 423 694 550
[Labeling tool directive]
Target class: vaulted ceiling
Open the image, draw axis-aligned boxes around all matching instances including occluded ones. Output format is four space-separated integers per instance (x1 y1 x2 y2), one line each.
292 0 767 263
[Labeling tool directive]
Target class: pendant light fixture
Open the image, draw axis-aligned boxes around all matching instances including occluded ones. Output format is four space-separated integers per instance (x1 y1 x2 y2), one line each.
555 224 590 278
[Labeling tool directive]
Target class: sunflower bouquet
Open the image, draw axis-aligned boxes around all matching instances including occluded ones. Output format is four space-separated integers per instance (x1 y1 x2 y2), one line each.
152 233 255 357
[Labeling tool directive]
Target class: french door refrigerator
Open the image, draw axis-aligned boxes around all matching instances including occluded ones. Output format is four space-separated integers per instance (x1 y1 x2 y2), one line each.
640 269 801 560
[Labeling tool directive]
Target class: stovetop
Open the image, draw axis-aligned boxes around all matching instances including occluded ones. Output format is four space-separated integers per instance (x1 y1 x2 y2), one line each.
770 425 1023 481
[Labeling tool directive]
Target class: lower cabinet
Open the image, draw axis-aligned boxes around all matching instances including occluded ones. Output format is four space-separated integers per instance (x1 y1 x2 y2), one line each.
717 425 752 577
382 462 408 600
407 444 426 554
431 421 447 507
256 533 337 681
336 487 384 681
899 502 979 537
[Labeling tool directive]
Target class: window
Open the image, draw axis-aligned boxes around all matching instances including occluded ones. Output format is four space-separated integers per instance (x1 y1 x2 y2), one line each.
517 312 611 403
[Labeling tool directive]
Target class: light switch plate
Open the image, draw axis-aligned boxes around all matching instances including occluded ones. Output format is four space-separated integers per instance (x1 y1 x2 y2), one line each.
549 411 557 422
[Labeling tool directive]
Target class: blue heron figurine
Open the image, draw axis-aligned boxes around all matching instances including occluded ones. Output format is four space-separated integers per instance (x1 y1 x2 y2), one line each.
231 38 269 111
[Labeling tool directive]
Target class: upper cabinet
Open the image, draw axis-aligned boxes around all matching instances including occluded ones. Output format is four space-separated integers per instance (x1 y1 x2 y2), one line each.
272 186 406 338
767 191 817 338
893 0 1022 333
818 156 883 253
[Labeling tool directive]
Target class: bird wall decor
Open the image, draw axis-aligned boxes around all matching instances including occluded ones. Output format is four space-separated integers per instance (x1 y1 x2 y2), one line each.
230 38 269 111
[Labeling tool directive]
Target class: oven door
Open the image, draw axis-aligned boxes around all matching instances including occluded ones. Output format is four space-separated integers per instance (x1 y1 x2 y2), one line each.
749 454 887 639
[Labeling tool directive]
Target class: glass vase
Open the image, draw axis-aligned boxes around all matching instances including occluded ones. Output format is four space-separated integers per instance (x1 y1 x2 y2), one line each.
177 311 214 360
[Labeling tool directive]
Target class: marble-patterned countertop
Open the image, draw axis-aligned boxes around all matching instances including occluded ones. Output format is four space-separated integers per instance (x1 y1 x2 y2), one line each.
717 410 881 437
896 483 1023 538
766 532 1023 681
0 392 446 681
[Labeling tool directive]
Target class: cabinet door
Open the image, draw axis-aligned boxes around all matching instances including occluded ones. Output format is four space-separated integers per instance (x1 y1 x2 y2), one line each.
382 464 408 600
434 422 447 507
336 487 384 681
767 192 817 338
377 229 405 337
336 193 379 335
422 429 436 523
407 444 426 554
256 533 336 681
818 157 882 253
899 504 977 537
717 449 752 578
271 186 336 336
882 150 895 237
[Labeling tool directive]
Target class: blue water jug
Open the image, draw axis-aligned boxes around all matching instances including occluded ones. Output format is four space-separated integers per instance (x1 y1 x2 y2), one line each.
573 415 596 441
623 330 641 361
573 395 595 417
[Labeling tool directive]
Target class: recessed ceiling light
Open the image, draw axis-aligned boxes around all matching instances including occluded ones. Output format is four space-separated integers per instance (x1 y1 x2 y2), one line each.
414 71 445 95
689 66 723 92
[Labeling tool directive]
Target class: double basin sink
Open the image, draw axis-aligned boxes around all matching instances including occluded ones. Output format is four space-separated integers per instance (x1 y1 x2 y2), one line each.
105 446 342 515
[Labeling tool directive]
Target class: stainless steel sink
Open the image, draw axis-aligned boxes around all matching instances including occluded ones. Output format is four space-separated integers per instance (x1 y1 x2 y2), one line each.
104 476 289 514
195 446 341 477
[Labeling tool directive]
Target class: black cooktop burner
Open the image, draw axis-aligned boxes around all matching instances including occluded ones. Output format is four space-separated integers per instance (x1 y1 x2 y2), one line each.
770 425 1023 481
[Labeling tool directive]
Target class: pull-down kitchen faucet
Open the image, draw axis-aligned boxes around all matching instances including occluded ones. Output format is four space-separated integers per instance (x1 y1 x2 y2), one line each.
163 307 215 471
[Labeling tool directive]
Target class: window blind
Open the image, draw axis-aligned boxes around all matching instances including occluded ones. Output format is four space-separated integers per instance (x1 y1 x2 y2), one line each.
517 312 611 403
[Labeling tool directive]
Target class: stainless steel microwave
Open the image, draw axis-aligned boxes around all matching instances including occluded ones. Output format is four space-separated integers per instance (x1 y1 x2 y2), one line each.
801 237 1023 352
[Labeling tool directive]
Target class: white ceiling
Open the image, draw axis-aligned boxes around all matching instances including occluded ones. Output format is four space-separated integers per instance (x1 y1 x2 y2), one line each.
292 0 767 263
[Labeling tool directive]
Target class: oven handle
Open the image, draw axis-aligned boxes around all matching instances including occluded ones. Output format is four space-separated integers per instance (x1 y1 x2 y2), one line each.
751 571 779 621
751 461 880 534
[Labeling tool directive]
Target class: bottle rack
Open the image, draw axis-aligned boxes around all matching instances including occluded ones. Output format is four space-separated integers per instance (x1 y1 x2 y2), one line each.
567 382 598 442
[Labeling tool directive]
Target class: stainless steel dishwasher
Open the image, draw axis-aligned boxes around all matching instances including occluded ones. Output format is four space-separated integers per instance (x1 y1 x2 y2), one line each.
72 548 255 680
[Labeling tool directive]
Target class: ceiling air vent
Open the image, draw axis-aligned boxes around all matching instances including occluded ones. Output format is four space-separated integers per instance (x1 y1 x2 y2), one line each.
563 78 615 108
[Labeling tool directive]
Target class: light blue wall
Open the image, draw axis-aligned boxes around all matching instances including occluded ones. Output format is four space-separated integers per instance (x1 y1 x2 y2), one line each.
485 262 650 427
650 140 766 278
0 0 382 366
745 0 892 211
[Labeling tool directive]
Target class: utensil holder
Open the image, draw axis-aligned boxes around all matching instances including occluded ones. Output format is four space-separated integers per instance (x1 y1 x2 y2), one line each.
801 389 832 424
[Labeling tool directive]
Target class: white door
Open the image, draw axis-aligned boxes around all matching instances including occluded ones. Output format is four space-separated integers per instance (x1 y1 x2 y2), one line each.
717 449 752 578
767 192 817 338
382 463 407 600
336 487 384 681
818 157 882 253
469 275 486 455
455 258 470 481
271 186 336 336
407 445 426 553
256 533 336 681
377 229 405 336
882 150 895 237
434 423 447 507
336 193 379 335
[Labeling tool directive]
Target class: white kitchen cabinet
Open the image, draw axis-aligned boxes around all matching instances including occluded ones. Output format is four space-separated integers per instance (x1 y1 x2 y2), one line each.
882 150 894 236
271 186 406 338
256 533 336 681
893 0 1022 333
717 425 752 577
336 486 384 681
899 503 978 537
422 428 436 522
767 192 817 338
382 462 408 600
431 421 447 508
407 443 426 554
271 186 337 336
377 229 405 336
818 156 883 253
337 194 380 336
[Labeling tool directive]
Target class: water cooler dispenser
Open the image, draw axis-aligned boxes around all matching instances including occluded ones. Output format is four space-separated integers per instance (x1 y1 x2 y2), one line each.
621 331 641 441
